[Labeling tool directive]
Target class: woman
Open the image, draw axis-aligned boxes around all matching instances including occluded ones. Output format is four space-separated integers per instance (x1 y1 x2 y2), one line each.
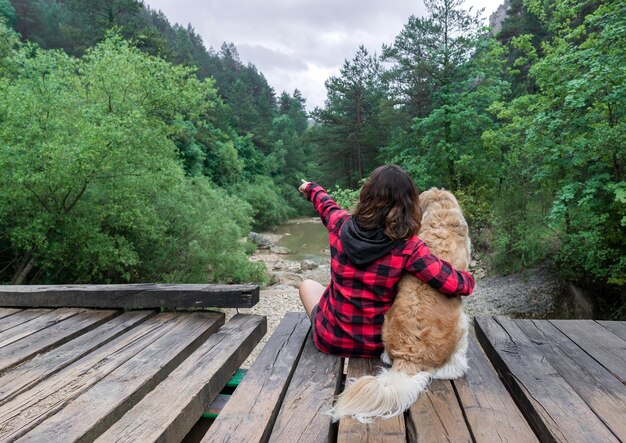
298 164 474 358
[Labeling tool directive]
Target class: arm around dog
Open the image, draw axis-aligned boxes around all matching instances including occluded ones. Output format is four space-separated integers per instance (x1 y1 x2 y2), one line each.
303 182 349 235
405 240 475 297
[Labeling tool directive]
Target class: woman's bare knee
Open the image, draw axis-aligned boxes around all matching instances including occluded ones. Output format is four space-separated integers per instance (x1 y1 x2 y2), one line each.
299 279 324 317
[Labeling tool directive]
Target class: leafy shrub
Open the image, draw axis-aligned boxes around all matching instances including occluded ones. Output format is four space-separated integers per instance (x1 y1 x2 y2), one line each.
231 175 293 231
0 35 265 284
141 178 266 284
329 185 361 211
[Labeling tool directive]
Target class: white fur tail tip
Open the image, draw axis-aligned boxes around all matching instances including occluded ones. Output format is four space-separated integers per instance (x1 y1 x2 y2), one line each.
328 368 431 423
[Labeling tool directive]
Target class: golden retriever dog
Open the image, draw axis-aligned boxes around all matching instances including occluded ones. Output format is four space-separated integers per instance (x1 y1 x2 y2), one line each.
330 188 471 422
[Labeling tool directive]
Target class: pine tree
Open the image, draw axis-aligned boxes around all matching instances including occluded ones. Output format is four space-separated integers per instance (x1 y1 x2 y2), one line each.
312 46 386 186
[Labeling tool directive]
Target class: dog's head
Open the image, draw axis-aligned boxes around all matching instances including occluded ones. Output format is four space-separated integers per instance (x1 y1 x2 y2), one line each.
419 187 460 214
418 187 471 269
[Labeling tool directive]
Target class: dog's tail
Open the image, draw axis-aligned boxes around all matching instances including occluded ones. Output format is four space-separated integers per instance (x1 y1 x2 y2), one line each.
329 361 431 423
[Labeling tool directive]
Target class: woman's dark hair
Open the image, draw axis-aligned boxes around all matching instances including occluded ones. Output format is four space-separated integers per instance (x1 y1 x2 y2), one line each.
353 165 421 240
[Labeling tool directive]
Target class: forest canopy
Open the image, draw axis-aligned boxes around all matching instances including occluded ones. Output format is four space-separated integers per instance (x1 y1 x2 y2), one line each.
0 0 312 285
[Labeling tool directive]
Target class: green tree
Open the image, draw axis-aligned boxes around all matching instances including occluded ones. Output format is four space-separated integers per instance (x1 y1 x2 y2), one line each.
486 0 625 299
380 0 508 216
312 46 387 186
495 0 548 95
527 0 625 286
0 35 263 284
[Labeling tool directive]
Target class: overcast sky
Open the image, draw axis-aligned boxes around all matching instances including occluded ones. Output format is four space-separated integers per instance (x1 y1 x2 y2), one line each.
144 0 504 110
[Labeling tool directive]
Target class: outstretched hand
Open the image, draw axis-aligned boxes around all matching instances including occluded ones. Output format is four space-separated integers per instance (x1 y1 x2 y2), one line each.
299 179 311 194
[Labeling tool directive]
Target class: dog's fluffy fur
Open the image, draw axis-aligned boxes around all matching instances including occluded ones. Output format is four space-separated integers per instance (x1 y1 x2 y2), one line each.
330 188 471 423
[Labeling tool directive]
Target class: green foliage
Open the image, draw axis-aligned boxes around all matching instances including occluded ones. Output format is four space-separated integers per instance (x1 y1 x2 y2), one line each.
141 178 266 284
0 18 19 64
381 1 509 196
0 35 264 284
329 186 361 212
0 1 15 27
231 176 293 231
481 0 626 313
311 46 387 187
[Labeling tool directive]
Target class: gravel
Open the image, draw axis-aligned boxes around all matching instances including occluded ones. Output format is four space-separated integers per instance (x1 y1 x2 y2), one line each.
224 251 330 368
463 264 566 319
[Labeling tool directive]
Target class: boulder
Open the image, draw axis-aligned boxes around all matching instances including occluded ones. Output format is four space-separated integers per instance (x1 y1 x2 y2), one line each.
272 271 303 288
301 260 318 271
248 232 273 249
270 245 291 255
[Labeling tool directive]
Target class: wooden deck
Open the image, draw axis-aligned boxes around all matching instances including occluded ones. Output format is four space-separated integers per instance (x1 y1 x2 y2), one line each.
207 315 626 443
0 283 624 442
475 317 626 443
0 284 265 442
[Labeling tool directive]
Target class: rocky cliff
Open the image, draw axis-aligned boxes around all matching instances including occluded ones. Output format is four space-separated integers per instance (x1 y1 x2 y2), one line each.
489 0 510 35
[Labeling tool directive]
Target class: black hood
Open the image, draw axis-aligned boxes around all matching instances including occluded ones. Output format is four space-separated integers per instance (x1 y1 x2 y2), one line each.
340 217 403 265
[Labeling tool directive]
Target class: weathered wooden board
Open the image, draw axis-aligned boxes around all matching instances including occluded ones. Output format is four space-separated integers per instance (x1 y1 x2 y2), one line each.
0 311 154 404
20 312 224 442
452 337 538 443
0 308 80 349
0 310 117 373
598 320 626 342
516 318 626 440
0 283 260 308
475 316 618 443
550 319 626 384
406 379 471 443
0 309 51 334
269 334 343 443
0 308 22 321
337 358 406 443
203 312 310 443
95 314 266 443
0 312 183 441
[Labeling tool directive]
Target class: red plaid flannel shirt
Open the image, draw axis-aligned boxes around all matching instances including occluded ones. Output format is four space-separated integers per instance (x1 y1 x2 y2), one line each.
306 183 475 358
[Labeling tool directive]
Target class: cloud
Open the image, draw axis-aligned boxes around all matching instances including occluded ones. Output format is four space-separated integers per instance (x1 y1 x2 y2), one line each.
237 44 308 72
145 0 503 110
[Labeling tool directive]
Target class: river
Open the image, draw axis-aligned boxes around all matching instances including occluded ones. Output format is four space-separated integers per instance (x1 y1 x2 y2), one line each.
273 218 329 262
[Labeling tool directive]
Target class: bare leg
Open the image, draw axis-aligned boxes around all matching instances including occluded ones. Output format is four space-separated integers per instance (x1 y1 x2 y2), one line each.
299 279 325 318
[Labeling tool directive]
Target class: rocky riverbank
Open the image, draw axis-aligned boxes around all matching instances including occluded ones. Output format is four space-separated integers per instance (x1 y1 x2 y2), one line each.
228 221 575 368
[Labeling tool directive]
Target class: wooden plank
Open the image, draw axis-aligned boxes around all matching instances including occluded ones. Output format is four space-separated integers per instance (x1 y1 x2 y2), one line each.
597 321 626 342
452 337 538 443
20 312 225 442
0 312 185 441
475 316 619 443
0 308 80 349
0 308 22 321
95 314 266 443
0 311 154 404
203 312 310 443
406 379 471 443
269 334 343 443
516 318 626 440
0 310 117 373
0 309 51 334
337 358 405 443
550 319 626 384
0 284 260 308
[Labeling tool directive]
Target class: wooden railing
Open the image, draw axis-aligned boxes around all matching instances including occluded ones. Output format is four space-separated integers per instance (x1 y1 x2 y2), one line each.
0 284 260 309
